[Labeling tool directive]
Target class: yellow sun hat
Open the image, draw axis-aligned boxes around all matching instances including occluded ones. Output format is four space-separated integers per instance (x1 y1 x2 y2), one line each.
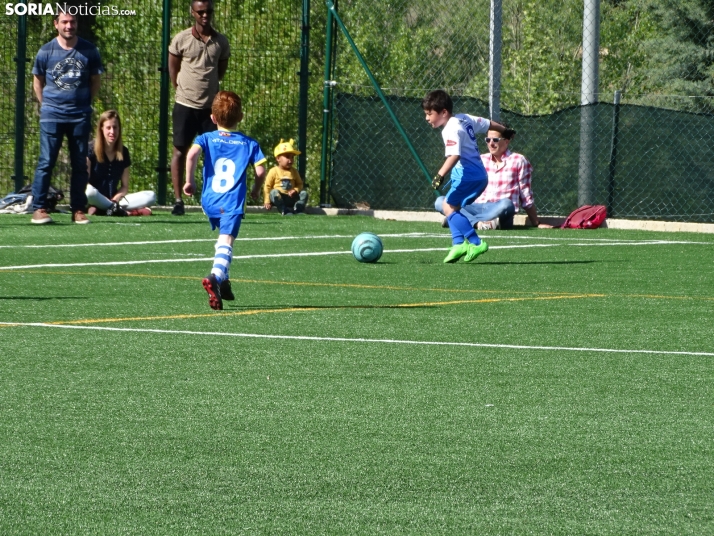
274 138 301 158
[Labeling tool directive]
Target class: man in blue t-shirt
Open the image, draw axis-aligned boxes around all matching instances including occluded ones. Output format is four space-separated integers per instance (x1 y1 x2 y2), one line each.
30 11 102 225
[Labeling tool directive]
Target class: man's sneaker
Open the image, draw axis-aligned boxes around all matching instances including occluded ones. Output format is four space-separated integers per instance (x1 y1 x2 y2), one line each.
31 208 53 224
106 201 128 217
464 241 489 262
72 210 91 224
127 207 152 216
172 200 185 216
202 274 223 310
219 279 235 300
477 218 499 231
443 242 469 263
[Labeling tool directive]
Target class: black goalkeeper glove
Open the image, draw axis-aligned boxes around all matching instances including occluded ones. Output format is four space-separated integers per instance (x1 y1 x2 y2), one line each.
432 173 444 189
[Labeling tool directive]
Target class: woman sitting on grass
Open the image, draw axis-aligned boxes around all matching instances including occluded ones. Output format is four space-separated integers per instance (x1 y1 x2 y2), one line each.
86 110 156 217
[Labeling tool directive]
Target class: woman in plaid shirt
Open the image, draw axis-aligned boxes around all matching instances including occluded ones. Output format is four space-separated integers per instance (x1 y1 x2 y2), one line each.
436 127 552 229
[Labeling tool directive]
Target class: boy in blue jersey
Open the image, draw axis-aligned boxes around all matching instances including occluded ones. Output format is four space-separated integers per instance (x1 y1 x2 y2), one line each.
184 91 267 310
422 90 507 263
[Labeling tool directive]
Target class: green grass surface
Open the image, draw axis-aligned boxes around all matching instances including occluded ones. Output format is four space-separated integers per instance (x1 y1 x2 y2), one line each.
1 211 713 534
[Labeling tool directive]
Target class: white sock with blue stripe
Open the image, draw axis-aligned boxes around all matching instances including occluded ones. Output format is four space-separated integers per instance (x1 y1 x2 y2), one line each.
210 242 233 284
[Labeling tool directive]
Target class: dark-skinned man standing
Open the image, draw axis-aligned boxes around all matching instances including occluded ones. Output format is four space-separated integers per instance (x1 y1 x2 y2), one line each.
168 0 230 215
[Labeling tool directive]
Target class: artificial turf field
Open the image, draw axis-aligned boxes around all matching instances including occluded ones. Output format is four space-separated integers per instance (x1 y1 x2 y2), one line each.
1 211 713 535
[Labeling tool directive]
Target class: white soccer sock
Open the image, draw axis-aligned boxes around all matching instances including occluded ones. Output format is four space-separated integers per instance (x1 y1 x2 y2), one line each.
211 243 232 283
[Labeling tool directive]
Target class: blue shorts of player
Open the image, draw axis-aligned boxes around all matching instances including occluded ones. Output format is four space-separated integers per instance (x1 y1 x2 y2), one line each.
444 166 488 208
208 213 243 237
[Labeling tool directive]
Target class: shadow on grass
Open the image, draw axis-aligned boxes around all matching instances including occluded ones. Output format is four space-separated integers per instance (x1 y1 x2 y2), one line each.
103 219 206 225
0 296 88 300
484 260 600 266
409 260 600 266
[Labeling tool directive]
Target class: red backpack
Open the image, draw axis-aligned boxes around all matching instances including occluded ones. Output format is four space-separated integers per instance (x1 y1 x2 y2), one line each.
561 205 607 229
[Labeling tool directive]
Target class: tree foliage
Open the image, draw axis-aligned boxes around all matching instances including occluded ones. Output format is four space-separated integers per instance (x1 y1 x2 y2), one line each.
3 0 714 198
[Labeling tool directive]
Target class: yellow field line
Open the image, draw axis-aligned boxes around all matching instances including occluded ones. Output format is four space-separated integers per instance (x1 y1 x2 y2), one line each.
0 269 580 297
37 294 601 326
396 294 604 307
3 271 712 306
622 293 714 301
44 307 322 325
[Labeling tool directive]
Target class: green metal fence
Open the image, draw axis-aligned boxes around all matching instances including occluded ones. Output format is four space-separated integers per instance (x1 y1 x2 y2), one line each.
332 95 714 221
322 0 714 222
4 1 714 223
1 0 307 206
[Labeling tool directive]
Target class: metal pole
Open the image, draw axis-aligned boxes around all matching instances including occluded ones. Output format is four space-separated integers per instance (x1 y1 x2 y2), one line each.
607 90 621 217
489 0 502 122
13 7 28 193
156 0 172 206
325 0 433 189
297 0 310 180
578 0 600 206
319 4 335 206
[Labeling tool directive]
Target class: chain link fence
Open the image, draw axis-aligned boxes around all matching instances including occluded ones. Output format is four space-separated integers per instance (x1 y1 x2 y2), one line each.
3 1 714 222
0 14 18 193
0 0 303 205
325 0 714 222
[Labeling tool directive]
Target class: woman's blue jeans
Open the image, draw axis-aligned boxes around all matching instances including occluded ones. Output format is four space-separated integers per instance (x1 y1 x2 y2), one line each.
435 196 516 229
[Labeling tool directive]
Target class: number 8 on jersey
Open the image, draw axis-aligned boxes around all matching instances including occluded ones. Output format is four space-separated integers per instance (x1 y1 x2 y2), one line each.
212 158 236 193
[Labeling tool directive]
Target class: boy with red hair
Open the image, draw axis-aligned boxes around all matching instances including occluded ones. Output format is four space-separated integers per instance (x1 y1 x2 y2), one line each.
184 91 267 310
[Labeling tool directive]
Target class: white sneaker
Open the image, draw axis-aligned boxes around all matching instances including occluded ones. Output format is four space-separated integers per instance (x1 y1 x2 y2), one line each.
476 218 500 231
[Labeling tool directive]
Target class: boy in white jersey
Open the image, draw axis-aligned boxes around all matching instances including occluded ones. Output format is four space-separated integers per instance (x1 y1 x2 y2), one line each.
184 91 267 310
422 90 507 263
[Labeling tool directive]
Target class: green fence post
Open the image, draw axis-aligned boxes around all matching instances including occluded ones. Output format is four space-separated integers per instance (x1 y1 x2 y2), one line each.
319 4 335 206
156 0 172 206
13 8 28 193
297 0 310 180
325 0 433 190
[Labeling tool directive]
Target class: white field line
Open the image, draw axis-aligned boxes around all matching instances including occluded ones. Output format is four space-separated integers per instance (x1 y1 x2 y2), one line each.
0 233 443 249
0 232 708 249
0 240 701 270
0 250 352 269
1 322 712 357
485 234 712 245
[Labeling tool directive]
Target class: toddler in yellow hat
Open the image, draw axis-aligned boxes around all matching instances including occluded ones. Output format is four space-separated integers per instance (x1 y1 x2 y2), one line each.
263 139 308 215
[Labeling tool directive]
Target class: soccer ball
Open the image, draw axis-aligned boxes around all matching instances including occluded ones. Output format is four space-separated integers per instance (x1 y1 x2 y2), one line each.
351 232 383 263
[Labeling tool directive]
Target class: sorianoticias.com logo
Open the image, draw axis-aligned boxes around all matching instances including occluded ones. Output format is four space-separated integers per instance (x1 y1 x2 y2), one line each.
5 3 136 16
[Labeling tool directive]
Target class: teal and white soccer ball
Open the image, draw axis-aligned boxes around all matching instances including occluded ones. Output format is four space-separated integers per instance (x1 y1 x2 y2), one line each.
351 232 383 263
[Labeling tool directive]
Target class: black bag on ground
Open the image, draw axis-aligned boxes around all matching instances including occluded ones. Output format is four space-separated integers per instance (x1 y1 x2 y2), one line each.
18 184 65 212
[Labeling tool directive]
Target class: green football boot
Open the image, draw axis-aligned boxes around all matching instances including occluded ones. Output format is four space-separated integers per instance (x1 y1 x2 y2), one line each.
443 242 469 263
464 240 489 262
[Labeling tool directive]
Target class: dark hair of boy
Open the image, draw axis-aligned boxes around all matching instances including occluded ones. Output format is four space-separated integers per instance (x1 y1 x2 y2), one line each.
211 91 242 128
421 90 453 114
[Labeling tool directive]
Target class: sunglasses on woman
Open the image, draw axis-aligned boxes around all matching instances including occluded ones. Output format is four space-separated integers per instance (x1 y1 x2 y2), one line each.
485 137 506 143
